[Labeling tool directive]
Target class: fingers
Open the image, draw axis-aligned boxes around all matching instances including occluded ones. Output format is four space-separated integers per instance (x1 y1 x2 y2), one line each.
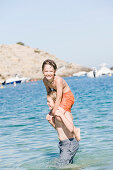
46 114 53 121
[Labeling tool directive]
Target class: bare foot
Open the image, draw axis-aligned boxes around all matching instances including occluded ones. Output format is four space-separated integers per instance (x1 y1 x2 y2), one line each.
75 128 80 141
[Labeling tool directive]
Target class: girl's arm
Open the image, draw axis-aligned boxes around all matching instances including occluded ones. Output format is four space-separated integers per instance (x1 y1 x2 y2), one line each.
43 78 51 94
52 77 63 114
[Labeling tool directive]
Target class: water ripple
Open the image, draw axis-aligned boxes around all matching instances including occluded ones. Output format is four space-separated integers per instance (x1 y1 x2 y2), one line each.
0 77 113 169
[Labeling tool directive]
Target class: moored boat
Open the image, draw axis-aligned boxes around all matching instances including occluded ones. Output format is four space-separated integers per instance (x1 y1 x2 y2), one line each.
2 74 30 85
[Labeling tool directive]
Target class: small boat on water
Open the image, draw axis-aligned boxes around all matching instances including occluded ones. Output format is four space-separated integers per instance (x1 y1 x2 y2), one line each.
87 64 113 78
73 71 87 77
2 74 30 85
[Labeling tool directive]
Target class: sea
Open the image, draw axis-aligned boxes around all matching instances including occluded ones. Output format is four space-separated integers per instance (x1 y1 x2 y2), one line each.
0 75 113 170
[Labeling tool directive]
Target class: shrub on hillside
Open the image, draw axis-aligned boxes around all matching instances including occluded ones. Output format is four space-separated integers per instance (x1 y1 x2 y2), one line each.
34 48 41 53
16 42 25 46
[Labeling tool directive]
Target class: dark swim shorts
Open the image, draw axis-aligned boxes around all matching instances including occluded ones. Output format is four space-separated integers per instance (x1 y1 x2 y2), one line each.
58 138 79 165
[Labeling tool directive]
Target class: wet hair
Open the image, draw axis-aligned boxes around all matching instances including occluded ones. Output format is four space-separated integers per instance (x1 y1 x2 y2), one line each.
47 91 57 103
42 59 57 71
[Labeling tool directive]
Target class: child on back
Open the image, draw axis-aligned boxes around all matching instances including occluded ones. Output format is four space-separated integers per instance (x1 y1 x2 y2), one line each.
46 91 79 165
42 59 80 141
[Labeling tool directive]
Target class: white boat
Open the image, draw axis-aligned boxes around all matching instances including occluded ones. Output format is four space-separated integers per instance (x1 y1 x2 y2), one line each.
87 64 112 78
73 71 87 77
87 71 94 78
87 67 97 78
96 65 112 77
2 74 30 85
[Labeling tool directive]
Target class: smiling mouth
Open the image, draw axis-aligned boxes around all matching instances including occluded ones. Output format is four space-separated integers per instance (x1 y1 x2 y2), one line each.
46 76 52 79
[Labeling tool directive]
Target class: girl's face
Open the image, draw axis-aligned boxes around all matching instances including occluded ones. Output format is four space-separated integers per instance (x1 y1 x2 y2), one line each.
47 96 55 110
43 64 56 81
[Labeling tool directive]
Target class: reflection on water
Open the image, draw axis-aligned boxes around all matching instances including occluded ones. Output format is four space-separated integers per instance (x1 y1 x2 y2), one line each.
0 76 113 169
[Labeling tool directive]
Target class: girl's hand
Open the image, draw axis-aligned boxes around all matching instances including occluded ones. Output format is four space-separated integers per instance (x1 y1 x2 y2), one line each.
46 114 53 121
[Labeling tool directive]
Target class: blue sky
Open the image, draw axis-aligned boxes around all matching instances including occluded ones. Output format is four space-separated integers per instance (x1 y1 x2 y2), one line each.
0 0 113 68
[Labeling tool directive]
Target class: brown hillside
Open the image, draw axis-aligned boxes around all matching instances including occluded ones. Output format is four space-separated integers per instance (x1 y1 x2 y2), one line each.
0 44 91 83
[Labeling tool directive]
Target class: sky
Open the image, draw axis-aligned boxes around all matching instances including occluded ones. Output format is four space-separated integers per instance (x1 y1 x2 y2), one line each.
0 0 113 68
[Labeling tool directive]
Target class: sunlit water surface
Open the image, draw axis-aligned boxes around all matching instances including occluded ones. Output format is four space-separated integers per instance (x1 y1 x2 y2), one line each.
0 76 113 170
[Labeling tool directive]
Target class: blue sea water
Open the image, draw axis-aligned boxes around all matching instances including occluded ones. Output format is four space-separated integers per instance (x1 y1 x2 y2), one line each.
0 76 113 170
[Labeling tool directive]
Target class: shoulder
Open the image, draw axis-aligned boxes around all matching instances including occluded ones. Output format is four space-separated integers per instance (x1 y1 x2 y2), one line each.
55 76 63 84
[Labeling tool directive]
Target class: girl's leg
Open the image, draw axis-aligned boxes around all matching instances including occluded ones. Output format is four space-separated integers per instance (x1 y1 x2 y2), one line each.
56 107 80 141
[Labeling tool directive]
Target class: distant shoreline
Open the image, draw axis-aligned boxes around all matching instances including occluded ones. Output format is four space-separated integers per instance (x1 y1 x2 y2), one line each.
0 43 91 83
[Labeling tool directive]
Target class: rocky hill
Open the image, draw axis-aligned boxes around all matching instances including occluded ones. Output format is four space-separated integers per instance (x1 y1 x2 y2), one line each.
0 43 91 83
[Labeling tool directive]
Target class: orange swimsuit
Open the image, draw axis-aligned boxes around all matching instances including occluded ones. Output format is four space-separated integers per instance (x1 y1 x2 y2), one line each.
59 90 74 112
